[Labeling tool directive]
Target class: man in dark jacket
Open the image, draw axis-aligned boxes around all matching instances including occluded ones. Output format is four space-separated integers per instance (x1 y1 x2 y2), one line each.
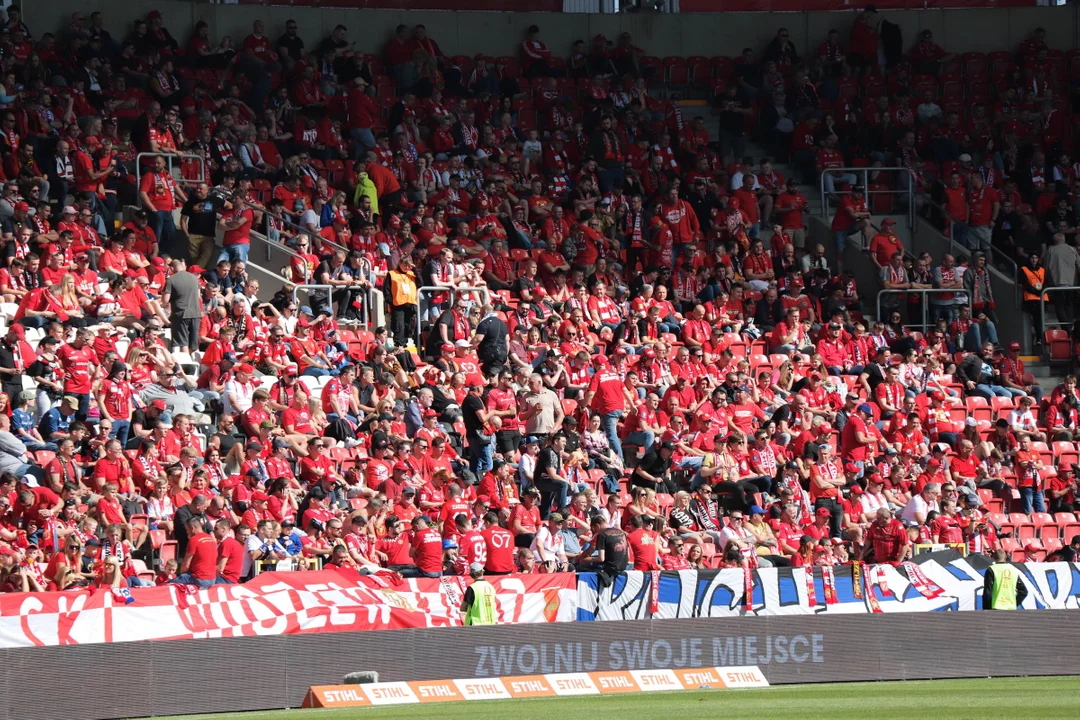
955 343 1024 401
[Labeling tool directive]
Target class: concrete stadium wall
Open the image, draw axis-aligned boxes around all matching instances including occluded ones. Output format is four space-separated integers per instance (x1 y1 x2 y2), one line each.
8 610 1080 720
22 2 1080 62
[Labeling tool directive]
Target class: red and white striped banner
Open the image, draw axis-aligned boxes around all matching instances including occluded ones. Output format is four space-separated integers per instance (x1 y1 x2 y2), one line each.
0 569 577 648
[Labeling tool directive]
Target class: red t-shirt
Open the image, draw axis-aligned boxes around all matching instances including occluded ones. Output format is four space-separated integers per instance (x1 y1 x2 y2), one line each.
482 525 516 573
59 343 96 394
376 534 412 566
411 527 444 574
217 537 245 583
185 532 219 581
588 369 625 415
627 528 660 571
509 503 541 536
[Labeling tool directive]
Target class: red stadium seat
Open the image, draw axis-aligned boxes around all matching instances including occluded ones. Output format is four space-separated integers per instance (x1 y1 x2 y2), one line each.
990 397 1016 419
1000 537 1023 561
1034 513 1059 541
1010 513 1035 541
965 397 991 424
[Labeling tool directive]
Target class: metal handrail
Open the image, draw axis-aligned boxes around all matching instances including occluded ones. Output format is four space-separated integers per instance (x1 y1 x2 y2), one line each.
915 192 1019 291
292 280 372 327
415 285 491 347
877 287 969 333
1039 285 1080 333
256 204 350 257
135 152 205 186
818 166 916 230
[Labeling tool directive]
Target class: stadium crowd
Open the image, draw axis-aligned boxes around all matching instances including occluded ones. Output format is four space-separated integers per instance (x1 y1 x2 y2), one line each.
0 5 1078 598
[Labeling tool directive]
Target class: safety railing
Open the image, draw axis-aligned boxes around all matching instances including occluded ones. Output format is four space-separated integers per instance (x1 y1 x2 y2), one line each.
415 285 491 347
292 281 372 327
249 204 351 261
876 287 969 333
915 193 1019 292
818 166 916 230
1039 285 1080 332
135 152 206 186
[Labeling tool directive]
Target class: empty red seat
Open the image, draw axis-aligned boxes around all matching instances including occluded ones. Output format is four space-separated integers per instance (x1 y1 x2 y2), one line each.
1010 513 1036 541
1000 537 1023 562
1046 330 1071 361
965 397 992 424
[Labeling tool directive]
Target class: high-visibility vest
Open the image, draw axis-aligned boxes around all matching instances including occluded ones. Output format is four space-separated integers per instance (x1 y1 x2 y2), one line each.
464 578 497 625
388 270 418 306
1021 266 1048 302
988 563 1021 610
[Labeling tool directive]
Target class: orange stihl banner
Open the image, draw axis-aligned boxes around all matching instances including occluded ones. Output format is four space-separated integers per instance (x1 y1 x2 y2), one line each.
303 666 768 708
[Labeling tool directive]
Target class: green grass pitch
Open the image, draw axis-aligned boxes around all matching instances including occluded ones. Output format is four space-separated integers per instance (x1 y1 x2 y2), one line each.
137 675 1080 720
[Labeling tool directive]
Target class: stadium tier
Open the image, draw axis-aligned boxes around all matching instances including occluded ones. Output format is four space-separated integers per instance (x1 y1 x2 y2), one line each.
0 0 1076 654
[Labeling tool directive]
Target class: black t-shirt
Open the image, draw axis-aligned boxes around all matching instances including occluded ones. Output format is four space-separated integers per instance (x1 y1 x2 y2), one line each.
475 315 508 364
462 393 486 443
425 309 458 359
181 196 219 237
717 99 749 136
596 527 628 575
637 450 671 479
863 362 887 391
277 33 305 61
533 446 561 490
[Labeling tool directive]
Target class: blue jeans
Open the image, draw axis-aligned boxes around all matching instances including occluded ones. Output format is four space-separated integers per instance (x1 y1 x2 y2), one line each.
217 244 250 265
151 210 176 250
624 430 655 454
168 574 216 589
302 367 332 377
469 436 494 476
602 411 624 459
973 383 1013 399
1020 486 1046 514
539 480 571 519
350 127 376 156
824 172 858 194
111 420 131 449
965 321 999 352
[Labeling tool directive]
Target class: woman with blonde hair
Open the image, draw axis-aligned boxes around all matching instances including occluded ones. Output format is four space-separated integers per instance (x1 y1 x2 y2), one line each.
56 275 89 325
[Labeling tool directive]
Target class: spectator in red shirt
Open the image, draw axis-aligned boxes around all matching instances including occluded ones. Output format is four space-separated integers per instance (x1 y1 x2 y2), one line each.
409 514 444 578
861 507 909 565
170 515 220 588
214 519 247 584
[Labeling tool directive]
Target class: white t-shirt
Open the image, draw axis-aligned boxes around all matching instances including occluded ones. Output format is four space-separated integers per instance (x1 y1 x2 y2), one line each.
224 379 255 416
531 525 564 562
901 494 938 524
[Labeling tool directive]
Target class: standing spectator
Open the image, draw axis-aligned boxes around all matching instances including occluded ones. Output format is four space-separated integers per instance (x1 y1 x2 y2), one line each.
1044 232 1080 324
161 258 202 354
387 254 419 348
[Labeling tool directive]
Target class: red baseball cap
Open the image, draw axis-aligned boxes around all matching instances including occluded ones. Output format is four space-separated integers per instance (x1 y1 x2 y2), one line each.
1008 341 1021 351
440 343 455 353
881 217 896 226
927 458 941 469
251 491 270 502
816 507 832 517
13 201 28 213
422 408 438 418
7 325 24 338
150 399 167 411
237 363 255 374
844 462 860 473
